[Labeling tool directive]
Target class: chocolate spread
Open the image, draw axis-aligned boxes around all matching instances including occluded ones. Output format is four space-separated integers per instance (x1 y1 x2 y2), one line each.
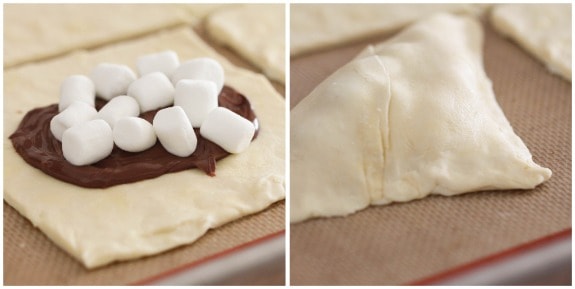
9 86 258 188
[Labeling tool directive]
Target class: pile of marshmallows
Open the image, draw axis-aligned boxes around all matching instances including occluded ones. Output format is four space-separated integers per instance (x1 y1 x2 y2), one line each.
50 50 256 166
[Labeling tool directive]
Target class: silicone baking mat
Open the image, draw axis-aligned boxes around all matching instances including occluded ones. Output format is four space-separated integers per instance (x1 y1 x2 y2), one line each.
4 201 284 285
3 5 285 286
290 19 571 285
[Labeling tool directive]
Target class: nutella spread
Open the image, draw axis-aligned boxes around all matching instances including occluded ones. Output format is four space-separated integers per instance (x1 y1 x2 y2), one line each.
9 86 258 188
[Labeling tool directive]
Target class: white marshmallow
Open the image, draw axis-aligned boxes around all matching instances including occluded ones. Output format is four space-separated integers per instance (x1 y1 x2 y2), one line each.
128 72 175 112
200 107 255 154
97 95 140 128
113 117 156 152
153 106 197 157
62 119 114 166
136 50 180 77
50 101 98 141
90 63 137 100
174 80 218 128
171 58 224 93
59 75 95 112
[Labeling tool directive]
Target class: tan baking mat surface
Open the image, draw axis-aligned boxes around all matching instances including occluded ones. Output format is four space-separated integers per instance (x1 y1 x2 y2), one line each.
290 20 571 285
4 6 284 286
4 201 284 285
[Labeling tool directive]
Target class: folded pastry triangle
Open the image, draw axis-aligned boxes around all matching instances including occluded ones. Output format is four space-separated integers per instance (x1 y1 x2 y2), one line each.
290 13 552 223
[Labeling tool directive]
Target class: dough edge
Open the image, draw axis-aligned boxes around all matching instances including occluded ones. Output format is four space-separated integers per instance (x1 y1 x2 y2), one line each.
4 27 285 268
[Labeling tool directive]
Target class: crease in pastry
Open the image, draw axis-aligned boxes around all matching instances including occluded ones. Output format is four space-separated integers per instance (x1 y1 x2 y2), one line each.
290 13 551 223
291 52 390 221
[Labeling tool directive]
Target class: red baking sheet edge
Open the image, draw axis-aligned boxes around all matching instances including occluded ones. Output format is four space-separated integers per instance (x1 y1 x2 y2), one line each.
132 230 285 285
408 227 572 285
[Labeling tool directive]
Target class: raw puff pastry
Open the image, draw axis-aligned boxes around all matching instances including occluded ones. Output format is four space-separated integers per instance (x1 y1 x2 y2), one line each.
290 4 489 56
4 27 285 268
490 4 572 81
290 13 551 223
206 4 285 83
4 4 231 68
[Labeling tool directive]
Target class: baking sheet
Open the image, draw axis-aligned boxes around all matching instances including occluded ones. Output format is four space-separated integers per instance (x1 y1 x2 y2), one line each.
414 229 571 285
290 19 571 285
4 5 285 286
4 201 284 285
138 232 285 285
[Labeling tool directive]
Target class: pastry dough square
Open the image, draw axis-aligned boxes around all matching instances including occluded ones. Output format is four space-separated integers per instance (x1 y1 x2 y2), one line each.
290 4 488 56
3 4 231 68
4 27 285 268
490 4 572 81
206 4 285 83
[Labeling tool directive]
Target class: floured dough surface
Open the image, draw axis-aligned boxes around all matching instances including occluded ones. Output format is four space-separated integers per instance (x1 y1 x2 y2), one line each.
290 4 488 56
4 4 193 68
206 4 285 83
4 27 285 268
490 4 572 81
290 13 551 223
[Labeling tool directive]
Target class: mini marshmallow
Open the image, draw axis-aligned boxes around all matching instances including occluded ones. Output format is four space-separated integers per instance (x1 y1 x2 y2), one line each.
50 101 98 141
174 80 218 127
128 72 175 112
200 107 255 154
153 106 197 157
62 119 114 166
113 117 156 152
136 50 180 77
59 75 95 112
97 95 140 128
171 58 224 93
90 63 137 100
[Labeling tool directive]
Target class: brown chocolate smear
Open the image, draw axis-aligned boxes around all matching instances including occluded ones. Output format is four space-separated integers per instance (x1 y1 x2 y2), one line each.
9 86 259 189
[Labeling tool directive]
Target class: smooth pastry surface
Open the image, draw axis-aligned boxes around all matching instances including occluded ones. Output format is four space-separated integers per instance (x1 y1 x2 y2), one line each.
206 4 285 83
291 13 551 223
490 4 572 81
290 4 488 56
